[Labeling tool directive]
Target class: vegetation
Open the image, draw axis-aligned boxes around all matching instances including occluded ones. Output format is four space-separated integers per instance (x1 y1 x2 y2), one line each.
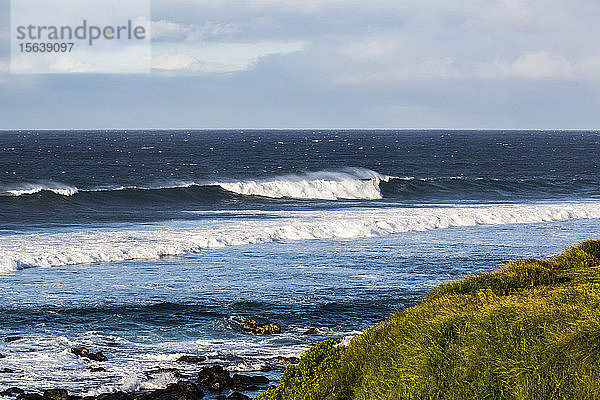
257 240 600 400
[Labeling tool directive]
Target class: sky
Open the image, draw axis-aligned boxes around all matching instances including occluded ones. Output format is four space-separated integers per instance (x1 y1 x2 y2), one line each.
0 0 599 129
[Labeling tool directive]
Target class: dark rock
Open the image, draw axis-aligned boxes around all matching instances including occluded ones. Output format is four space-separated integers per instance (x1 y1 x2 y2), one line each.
67 396 82 400
258 365 272 372
4 337 23 343
227 393 250 400
251 375 269 384
0 387 25 396
303 327 319 335
241 319 281 335
144 368 183 379
0 368 15 373
88 367 107 373
17 395 44 400
146 383 204 400
71 347 89 357
87 352 108 362
176 355 206 363
197 366 231 391
43 389 68 400
230 374 258 391
96 391 133 400
70 347 108 362
0 353 5 358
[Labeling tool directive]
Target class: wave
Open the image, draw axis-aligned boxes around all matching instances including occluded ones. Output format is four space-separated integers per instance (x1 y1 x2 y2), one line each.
2 170 598 206
211 168 392 200
2 182 79 197
0 168 394 202
2 202 600 272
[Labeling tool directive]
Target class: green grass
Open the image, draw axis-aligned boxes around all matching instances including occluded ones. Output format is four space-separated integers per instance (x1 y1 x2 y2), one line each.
257 240 600 400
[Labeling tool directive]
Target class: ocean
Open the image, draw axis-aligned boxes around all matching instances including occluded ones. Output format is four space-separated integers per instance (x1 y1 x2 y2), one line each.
1 130 599 398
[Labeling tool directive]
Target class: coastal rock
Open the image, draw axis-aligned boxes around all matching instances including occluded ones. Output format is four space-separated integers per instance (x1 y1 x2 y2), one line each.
303 328 319 335
226 393 249 400
88 367 107 373
0 368 15 373
277 357 299 365
4 337 23 343
96 391 133 400
43 389 69 400
197 366 231 391
176 355 206 363
146 382 204 400
0 353 5 358
16 395 44 400
250 375 269 385
0 388 24 396
230 374 257 391
144 368 183 379
70 347 108 362
241 319 281 335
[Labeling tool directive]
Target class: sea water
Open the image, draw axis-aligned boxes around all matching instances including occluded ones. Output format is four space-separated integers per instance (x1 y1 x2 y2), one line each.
0 130 599 397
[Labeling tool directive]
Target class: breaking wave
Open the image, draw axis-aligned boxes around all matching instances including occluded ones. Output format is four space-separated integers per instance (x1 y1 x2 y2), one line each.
2 201 600 272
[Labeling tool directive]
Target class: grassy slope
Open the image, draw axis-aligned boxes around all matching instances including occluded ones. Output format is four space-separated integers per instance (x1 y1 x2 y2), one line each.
257 240 600 400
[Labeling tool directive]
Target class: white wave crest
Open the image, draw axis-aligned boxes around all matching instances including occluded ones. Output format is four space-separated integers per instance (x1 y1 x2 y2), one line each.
212 168 392 200
1 202 600 272
2 182 79 197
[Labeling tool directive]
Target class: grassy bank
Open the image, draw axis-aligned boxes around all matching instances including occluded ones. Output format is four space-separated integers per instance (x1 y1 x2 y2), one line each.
257 240 600 400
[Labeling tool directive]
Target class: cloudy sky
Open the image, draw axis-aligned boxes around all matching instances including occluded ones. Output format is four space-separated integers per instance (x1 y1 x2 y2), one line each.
0 0 599 129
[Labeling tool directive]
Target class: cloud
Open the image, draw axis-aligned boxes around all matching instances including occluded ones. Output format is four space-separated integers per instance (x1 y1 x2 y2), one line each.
334 36 463 84
151 19 239 42
152 41 309 73
475 51 600 80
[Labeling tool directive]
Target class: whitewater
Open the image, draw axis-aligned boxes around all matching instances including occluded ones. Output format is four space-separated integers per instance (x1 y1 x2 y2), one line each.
2 201 600 272
0 168 395 201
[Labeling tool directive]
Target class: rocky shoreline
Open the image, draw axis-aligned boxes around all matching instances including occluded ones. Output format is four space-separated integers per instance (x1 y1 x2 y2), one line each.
0 321 327 400
0 362 271 400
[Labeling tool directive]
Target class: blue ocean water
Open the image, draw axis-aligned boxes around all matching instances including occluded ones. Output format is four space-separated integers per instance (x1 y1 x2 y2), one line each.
0 130 599 397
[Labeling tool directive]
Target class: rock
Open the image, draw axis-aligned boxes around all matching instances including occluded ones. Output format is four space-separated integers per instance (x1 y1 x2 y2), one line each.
277 357 299 365
230 374 257 391
0 353 5 358
303 327 319 335
0 387 24 396
17 395 44 400
226 393 250 400
144 368 183 379
96 391 133 400
251 375 269 384
241 319 281 335
197 366 231 391
88 367 107 373
146 383 204 400
43 389 69 400
70 347 108 362
176 355 206 363
87 352 108 362
0 368 15 373
4 337 23 343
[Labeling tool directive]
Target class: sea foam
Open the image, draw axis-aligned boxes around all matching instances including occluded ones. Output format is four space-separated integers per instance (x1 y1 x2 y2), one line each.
2 182 79 196
211 168 393 200
1 202 600 272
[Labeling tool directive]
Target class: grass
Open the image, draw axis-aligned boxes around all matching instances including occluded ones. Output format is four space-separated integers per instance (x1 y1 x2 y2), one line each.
257 240 600 400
